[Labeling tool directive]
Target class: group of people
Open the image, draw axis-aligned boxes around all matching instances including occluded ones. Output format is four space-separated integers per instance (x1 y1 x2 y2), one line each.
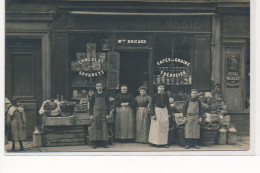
4 82 203 151
89 82 203 149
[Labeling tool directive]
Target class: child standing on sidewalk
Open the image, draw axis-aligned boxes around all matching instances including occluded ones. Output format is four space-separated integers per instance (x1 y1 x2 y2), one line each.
7 98 27 151
183 89 203 149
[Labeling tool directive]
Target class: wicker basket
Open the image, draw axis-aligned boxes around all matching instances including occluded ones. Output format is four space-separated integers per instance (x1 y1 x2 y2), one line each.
200 129 217 146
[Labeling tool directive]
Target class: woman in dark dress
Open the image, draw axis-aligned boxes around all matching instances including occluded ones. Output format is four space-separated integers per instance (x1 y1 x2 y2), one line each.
148 84 170 148
114 84 135 141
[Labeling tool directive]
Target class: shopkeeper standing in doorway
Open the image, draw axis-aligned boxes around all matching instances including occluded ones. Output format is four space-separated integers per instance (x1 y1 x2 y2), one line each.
148 83 170 148
114 84 135 142
89 82 111 149
183 89 203 149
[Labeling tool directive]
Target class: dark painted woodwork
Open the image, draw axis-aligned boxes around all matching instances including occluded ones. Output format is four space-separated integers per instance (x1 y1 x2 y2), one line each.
193 34 211 91
51 33 70 99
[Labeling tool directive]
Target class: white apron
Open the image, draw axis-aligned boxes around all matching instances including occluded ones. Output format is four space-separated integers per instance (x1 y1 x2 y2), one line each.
148 107 169 145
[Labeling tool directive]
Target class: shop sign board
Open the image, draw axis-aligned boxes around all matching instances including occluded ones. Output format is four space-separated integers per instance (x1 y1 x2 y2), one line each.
156 57 191 77
115 33 152 49
226 52 240 88
67 15 211 33
71 57 105 77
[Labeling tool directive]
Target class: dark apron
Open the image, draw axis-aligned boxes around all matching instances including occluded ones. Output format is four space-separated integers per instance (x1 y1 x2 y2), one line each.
185 100 200 139
89 95 109 141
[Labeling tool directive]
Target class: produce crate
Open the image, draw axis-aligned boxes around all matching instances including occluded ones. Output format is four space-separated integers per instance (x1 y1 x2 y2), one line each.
43 126 86 147
42 116 74 126
74 113 92 126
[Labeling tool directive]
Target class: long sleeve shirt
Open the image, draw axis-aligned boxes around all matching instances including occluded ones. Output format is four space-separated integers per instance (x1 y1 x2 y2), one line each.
89 91 110 115
182 97 203 117
114 92 135 108
150 93 170 115
135 95 152 107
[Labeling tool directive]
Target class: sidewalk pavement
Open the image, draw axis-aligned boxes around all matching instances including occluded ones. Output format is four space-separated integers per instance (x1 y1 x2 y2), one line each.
5 136 249 153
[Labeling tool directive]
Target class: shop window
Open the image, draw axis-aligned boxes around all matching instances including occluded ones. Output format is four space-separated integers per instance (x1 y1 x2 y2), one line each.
70 33 112 100
153 35 193 101
245 40 250 110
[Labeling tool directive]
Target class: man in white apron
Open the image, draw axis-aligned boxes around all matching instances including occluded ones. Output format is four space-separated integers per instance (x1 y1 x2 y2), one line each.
183 89 203 149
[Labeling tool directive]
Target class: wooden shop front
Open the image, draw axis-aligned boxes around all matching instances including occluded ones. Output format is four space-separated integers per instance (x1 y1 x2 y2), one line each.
5 1 250 141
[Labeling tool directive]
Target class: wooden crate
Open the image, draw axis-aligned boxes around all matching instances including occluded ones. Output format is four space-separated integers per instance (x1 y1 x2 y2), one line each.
43 126 86 147
74 113 92 126
43 117 74 126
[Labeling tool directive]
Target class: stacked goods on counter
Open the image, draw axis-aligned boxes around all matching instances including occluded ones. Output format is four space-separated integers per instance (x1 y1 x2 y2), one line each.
39 99 61 117
74 103 90 126
59 101 76 117
197 84 230 146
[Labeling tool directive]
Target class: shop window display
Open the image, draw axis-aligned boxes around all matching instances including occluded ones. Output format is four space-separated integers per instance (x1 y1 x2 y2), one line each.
70 33 112 101
153 35 193 101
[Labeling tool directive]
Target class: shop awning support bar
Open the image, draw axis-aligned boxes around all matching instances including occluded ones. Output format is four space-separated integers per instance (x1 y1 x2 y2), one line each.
70 11 216 16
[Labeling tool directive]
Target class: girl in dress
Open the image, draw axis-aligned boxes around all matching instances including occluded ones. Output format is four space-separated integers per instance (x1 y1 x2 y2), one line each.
7 99 27 151
114 84 135 142
149 84 170 148
135 86 152 143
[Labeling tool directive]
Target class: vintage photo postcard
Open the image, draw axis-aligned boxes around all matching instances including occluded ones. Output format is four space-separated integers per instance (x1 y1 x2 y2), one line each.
4 0 252 155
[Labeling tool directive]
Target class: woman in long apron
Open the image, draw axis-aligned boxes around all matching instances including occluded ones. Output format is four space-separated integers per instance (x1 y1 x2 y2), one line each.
183 89 203 149
148 84 170 148
114 84 135 141
135 86 152 143
89 83 111 149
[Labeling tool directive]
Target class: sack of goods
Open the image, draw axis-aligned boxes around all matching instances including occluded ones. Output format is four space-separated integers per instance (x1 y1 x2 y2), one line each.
227 125 238 145
74 103 88 112
39 100 61 116
223 115 231 128
59 101 76 113
203 113 219 123
174 113 186 126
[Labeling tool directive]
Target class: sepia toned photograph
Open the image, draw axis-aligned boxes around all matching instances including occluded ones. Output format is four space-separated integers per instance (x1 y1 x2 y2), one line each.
4 0 250 154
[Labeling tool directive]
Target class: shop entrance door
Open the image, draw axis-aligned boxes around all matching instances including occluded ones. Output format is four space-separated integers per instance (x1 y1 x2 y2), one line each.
120 51 148 96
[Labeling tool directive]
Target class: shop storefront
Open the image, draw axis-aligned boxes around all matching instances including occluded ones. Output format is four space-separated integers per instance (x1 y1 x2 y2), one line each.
5 0 250 141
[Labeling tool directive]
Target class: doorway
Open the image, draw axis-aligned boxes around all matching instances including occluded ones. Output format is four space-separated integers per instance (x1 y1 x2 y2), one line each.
6 38 42 137
119 51 148 96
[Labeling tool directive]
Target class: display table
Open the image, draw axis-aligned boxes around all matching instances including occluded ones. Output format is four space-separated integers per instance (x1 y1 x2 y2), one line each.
42 113 114 147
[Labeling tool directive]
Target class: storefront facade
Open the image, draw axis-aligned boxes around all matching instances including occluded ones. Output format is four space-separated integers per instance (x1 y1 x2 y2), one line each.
5 0 250 137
